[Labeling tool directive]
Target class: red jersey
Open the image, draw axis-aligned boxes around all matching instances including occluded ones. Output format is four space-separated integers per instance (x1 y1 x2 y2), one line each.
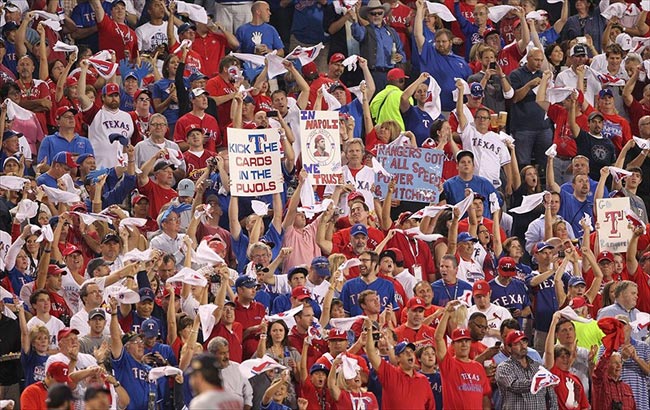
137 179 178 218
191 31 229 78
128 111 152 145
300 375 333 410
48 289 72 320
625 99 650 137
629 265 650 313
384 232 437 279
498 42 525 75
498 15 519 44
97 16 138 62
439 352 491 409
234 298 266 358
183 149 216 181
20 381 48 410
394 323 437 345
174 112 221 151
333 390 379 410
17 78 50 136
550 366 590 410
547 103 589 158
376 360 436 410
169 43 203 76
205 75 236 136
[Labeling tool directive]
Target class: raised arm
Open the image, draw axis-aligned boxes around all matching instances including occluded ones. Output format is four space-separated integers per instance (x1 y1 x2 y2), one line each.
546 157 561 192
544 312 562 369
316 206 335 255
434 301 457 362
89 0 106 24
286 61 310 110
535 70 552 112
229 194 242 241
108 298 123 359
364 317 382 370
553 0 569 34
400 72 428 113
455 80 468 132
446 207 461 255
413 0 426 54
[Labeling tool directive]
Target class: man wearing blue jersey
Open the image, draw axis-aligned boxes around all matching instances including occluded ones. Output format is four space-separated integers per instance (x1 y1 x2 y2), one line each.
431 255 473 307
109 298 175 410
488 257 531 327
340 250 399 316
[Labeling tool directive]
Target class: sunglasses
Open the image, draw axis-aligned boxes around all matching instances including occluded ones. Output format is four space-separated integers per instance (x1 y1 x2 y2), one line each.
369 11 384 16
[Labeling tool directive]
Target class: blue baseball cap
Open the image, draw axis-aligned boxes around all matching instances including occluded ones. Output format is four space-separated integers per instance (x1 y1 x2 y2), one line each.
309 363 329 375
599 89 614 99
469 82 484 98
311 256 330 276
235 276 258 288
568 276 587 287
535 241 555 252
394 341 416 355
287 266 309 281
188 71 208 83
139 287 154 302
350 224 368 237
140 318 160 338
76 153 94 165
457 232 478 243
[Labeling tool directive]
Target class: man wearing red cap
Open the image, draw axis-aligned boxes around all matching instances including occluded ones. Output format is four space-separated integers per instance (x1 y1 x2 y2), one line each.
37 106 93 166
395 297 436 344
36 151 78 189
20 361 75 410
435 301 492 409
34 264 73 323
369 67 408 130
78 61 134 169
495 329 558 407
45 328 98 388
288 305 328 370
469 279 512 347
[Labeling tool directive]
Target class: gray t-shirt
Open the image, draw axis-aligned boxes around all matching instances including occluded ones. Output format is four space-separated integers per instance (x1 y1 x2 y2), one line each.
79 335 110 355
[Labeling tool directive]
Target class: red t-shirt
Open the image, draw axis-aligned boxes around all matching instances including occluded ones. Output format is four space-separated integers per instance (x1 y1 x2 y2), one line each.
547 103 589 158
308 75 351 110
169 43 203 76
288 326 329 370
205 75 236 136
300 375 333 410
386 2 414 60
234 298 266 358
440 352 491 409
20 381 48 410
376 360 436 410
550 366 590 410
399 304 442 326
174 112 222 151
183 149 216 181
137 179 179 218
601 111 632 153
626 99 650 137
191 32 229 78
205 322 244 363
384 232 437 280
333 390 379 410
17 79 50 135
629 265 650 313
97 16 137 62
332 226 384 252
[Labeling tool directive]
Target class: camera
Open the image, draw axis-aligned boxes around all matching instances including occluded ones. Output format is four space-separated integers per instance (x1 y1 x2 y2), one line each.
489 62 497 70
210 274 221 284
267 111 279 118
558 250 566 258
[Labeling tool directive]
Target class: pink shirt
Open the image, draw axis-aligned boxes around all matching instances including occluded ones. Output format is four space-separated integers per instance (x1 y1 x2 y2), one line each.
282 216 322 272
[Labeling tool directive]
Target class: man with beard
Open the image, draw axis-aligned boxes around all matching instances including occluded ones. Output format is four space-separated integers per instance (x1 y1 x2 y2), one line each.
78 60 134 169
319 223 371 261
206 56 244 137
339 250 399 316
496 330 558 408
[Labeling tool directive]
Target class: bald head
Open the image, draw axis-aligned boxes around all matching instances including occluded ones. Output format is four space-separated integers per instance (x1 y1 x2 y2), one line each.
527 48 544 72
639 115 650 138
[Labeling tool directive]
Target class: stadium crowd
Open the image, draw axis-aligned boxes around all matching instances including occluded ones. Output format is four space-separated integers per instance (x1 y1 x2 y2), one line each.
1 0 650 408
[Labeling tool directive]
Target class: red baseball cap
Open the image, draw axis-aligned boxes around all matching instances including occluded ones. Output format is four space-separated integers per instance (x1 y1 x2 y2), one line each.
451 328 472 342
57 327 79 341
347 191 364 204
597 251 615 263
55 105 78 119
301 62 318 77
47 264 67 276
569 296 593 309
387 68 408 82
131 194 148 206
162 286 181 298
498 257 517 277
62 244 82 257
134 88 152 100
65 76 78 87
328 328 347 340
505 330 528 346
48 361 73 384
329 53 345 64
406 297 426 311
102 82 120 95
472 280 491 296
291 286 311 300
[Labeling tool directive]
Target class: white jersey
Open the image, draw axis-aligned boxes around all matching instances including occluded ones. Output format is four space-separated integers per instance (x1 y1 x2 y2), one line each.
86 106 134 168
324 165 376 215
467 303 512 347
305 278 331 307
27 315 66 349
457 257 484 284
394 270 417 300
460 125 511 188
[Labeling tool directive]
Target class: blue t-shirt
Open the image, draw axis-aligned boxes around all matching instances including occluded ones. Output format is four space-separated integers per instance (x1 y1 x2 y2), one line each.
402 105 438 145
236 23 284 54
488 278 530 327
35 172 58 189
232 232 250 274
111 349 164 410
3 41 17 76
340 277 399 316
525 271 569 331
421 371 443 410
291 0 329 44
8 267 34 297
431 279 473 307
21 348 47 386
262 401 292 410
337 99 363 139
443 175 501 218
119 89 135 112
262 223 284 261
539 28 559 48
558 189 593 239
70 1 113 52
152 78 180 134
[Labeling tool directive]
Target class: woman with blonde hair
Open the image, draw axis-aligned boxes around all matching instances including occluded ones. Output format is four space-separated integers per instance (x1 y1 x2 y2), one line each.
17 298 49 386
327 353 379 409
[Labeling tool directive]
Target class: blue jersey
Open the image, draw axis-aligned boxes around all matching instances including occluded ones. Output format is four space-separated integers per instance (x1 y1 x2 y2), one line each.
402 105 438 146
272 295 322 318
8 267 34 297
340 277 399 316
525 271 569 332
431 279 473 307
232 232 250 274
488 278 530 326
70 1 112 51
144 343 177 408
261 223 284 261
558 189 593 239
152 78 180 133
37 133 94 165
112 349 164 410
21 348 47 386
291 0 328 44
421 371 443 410
236 23 284 54
337 99 363 139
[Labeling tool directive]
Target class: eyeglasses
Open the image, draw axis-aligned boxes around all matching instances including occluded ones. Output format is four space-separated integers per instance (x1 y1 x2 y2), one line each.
369 11 384 16
164 217 180 222
475 116 490 120
150 122 167 127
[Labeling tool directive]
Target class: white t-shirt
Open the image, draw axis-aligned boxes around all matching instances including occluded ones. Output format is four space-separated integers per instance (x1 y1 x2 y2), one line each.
457 257 484 284
61 273 82 314
467 303 512 347
26 315 66 349
394 270 417 300
460 125 510 188
135 22 173 53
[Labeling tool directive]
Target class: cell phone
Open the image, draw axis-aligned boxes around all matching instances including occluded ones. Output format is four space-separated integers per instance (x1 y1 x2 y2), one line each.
267 110 278 118
558 250 566 258
576 36 587 44
489 62 497 70
494 341 501 348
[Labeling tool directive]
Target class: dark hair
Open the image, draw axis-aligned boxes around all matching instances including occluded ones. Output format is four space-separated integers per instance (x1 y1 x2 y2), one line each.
0 81 19 100
360 250 379 264
30 289 50 306
500 318 520 334
432 209 452 237
435 28 453 41
555 317 575 333
219 56 241 73
266 320 290 348
544 43 565 66
468 312 487 323
602 281 618 308
162 53 178 79
429 119 448 142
